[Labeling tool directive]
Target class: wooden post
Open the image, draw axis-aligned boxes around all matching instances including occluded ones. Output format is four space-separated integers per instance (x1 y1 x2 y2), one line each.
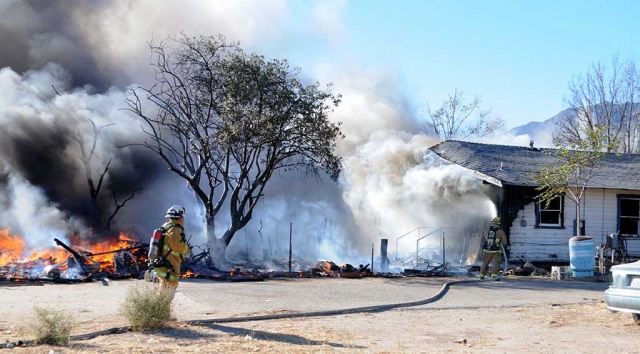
371 243 374 273
268 230 273 260
380 239 389 272
289 222 293 275
442 231 446 265
599 246 604 274
415 228 421 266
244 228 249 262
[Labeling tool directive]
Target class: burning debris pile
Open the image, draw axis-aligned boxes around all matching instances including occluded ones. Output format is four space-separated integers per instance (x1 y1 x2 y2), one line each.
0 229 391 285
0 229 147 283
0 229 254 283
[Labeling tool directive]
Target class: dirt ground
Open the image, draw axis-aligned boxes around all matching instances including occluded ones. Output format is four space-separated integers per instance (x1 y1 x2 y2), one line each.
1 276 638 353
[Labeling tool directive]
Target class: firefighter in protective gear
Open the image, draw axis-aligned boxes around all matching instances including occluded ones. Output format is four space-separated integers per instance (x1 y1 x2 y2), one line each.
154 205 190 301
479 216 508 279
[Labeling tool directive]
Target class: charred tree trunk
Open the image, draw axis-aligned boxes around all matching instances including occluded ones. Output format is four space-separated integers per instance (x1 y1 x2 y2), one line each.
204 216 228 268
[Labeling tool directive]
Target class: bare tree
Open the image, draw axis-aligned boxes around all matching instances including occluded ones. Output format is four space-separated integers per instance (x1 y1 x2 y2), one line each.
53 86 141 231
423 89 503 140
69 118 141 231
125 35 343 267
106 187 142 231
556 55 640 153
622 61 640 153
69 118 113 224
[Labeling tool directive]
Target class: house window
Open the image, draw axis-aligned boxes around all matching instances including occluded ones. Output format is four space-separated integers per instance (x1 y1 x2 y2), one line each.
536 195 563 228
619 197 640 236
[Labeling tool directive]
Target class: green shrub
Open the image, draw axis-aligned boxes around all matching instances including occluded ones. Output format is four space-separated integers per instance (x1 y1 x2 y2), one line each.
30 306 75 345
120 285 172 331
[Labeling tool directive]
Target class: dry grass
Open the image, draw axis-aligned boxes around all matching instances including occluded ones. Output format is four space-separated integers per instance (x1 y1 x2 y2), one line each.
119 285 173 331
19 322 369 354
514 301 633 328
29 306 75 345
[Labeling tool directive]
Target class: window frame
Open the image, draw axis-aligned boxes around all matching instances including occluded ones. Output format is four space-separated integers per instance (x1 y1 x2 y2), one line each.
535 194 565 229
617 194 640 236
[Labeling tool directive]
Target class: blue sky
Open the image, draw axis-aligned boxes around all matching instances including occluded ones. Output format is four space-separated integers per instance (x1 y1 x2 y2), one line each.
254 0 640 130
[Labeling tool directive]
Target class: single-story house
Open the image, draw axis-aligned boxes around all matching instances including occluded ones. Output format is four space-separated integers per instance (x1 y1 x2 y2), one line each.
428 140 640 263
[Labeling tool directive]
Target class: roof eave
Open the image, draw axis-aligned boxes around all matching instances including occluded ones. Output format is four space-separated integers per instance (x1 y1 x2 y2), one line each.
472 170 503 187
429 151 503 187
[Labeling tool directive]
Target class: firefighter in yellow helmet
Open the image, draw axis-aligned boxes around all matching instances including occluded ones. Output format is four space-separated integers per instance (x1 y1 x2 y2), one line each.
154 205 190 301
479 216 508 279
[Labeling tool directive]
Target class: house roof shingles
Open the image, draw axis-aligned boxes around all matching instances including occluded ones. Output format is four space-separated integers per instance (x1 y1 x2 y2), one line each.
428 140 640 190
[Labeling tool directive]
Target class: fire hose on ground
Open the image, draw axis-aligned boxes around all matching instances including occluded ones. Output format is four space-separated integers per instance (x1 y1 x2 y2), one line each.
183 244 509 325
6 247 509 347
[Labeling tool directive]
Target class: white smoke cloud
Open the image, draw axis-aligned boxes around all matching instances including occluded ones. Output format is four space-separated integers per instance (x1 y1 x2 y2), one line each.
92 0 289 87
311 0 348 46
0 173 83 251
315 64 422 155
0 64 69 117
341 129 499 255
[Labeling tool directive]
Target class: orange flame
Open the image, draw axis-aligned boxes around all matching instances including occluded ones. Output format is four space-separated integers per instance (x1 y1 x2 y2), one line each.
0 229 25 264
0 230 141 271
183 270 197 278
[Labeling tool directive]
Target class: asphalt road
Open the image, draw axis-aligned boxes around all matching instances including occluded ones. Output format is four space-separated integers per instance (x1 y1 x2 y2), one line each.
0 275 610 322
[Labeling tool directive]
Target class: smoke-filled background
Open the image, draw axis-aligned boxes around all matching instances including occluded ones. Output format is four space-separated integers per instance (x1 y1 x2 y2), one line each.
0 0 530 265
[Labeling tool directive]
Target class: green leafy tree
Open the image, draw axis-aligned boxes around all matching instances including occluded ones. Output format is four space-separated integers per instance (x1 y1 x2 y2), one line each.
125 35 343 266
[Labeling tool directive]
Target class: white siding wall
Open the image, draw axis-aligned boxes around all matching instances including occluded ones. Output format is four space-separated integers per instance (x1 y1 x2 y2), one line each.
509 189 640 262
